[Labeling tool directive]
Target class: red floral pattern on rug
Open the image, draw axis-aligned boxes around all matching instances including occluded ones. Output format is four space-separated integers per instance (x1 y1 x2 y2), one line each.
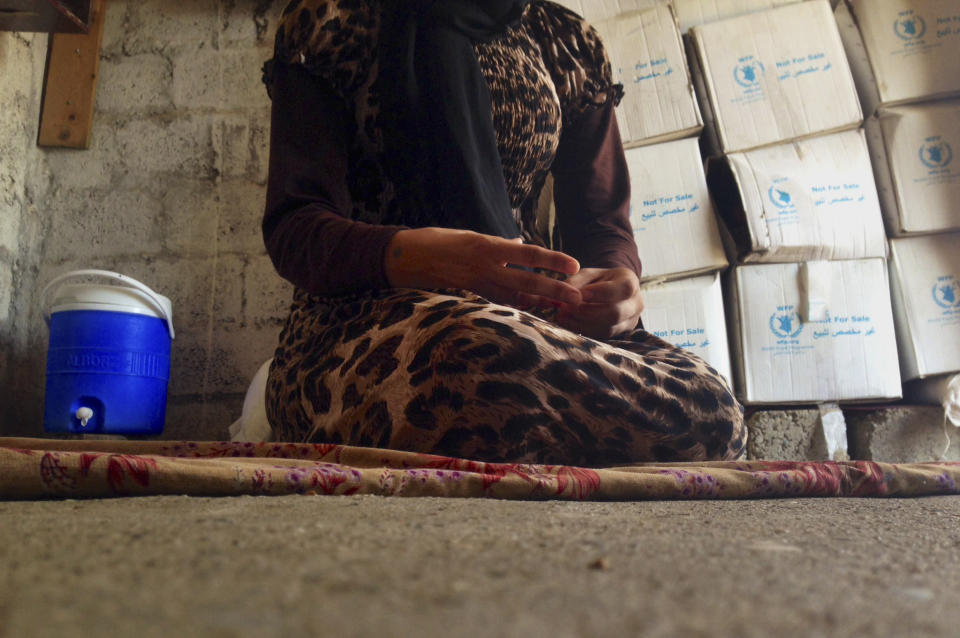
2 438 959 500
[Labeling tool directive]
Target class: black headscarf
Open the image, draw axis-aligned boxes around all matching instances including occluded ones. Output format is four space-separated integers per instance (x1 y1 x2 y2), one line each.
378 0 529 238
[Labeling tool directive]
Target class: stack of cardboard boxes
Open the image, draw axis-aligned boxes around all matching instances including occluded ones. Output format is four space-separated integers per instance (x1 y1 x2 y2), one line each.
549 0 737 382
837 0 960 390
550 0 958 410
601 3 738 381
688 0 902 406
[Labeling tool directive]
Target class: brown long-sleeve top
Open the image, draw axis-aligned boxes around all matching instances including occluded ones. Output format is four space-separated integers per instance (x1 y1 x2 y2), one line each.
262 3 640 297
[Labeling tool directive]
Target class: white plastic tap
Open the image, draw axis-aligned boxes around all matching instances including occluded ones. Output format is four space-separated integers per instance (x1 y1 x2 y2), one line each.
76 407 94 427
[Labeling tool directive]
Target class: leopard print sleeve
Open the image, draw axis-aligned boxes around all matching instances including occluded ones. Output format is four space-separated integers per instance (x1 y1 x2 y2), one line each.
526 1 625 127
263 0 378 103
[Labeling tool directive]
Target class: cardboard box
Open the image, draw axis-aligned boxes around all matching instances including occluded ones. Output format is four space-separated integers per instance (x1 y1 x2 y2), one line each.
684 31 723 159
689 0 862 154
555 0 804 29
834 0 885 119
595 4 703 146
864 99 960 236
726 259 902 404
673 0 804 34
626 137 728 280
706 129 888 262
889 233 960 380
552 0 663 23
844 0 960 114
640 273 733 383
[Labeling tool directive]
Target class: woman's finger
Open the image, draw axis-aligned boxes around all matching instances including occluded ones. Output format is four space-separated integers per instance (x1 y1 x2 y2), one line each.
492 266 582 305
494 238 580 275
480 282 541 310
581 269 639 300
580 279 633 304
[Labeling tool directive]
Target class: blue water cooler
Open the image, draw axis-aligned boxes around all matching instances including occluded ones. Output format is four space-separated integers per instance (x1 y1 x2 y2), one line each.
42 270 175 436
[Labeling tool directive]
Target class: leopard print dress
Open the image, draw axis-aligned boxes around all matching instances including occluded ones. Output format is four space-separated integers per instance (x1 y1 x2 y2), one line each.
263 0 747 465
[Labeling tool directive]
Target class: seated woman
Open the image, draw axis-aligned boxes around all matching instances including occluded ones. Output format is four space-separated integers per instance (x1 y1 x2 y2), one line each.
261 0 746 465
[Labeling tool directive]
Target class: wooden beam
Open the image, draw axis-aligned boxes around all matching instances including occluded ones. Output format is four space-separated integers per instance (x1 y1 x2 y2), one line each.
0 0 91 34
37 0 104 149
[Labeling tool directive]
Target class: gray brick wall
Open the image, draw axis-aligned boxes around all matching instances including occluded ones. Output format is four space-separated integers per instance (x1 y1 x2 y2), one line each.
0 1 291 439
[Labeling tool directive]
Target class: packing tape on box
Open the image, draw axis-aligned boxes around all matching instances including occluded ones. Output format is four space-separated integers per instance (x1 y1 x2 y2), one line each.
800 260 832 322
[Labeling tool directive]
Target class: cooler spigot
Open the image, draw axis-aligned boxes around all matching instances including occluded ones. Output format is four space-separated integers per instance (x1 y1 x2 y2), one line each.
75 407 94 428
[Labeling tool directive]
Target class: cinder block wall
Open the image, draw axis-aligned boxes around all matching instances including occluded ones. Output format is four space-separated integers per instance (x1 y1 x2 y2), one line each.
0 1 293 439
0 30 48 435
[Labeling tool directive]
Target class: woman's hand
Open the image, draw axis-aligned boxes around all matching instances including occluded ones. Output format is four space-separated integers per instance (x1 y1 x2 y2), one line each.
384 227 582 309
556 267 644 339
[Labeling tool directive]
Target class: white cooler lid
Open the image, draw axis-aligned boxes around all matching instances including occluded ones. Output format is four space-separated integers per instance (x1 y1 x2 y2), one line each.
50 283 172 321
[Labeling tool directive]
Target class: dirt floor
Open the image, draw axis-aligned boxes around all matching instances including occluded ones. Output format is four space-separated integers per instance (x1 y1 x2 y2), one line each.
2 495 959 638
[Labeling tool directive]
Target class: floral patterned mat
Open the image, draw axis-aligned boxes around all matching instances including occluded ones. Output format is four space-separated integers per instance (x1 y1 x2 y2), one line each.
2 437 959 500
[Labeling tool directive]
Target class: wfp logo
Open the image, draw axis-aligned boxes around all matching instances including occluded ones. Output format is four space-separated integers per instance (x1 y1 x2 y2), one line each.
932 278 960 310
919 138 953 170
893 14 926 41
734 59 765 88
769 310 803 339
768 185 794 209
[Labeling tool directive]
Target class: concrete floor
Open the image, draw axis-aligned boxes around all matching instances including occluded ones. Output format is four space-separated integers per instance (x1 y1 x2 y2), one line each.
2 495 959 638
